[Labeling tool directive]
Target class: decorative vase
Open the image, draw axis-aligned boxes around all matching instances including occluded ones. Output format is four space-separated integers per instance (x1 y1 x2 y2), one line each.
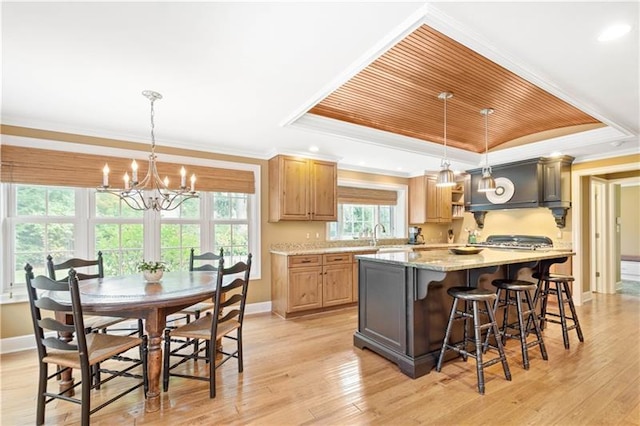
143 269 164 283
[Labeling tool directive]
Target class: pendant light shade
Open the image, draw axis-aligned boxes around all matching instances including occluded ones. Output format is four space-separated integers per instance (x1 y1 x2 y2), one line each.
436 91 457 187
478 108 496 193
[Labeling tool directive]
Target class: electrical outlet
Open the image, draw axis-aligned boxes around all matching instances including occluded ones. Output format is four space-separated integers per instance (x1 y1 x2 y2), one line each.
315 232 320 239
557 230 562 239
306 233 310 239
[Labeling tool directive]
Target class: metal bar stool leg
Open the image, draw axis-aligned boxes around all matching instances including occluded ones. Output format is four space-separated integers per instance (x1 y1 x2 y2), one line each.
436 298 460 372
562 280 584 343
485 299 511 382
472 300 486 394
555 281 571 349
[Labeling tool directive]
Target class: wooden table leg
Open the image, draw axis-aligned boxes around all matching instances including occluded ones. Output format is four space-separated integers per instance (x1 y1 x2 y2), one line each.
56 312 75 396
144 310 166 413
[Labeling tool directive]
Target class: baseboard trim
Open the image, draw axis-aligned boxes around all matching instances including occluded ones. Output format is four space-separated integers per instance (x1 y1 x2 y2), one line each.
580 290 592 305
0 301 272 355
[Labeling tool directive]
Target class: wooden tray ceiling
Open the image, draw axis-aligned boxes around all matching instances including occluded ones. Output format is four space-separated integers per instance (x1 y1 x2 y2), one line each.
308 25 602 153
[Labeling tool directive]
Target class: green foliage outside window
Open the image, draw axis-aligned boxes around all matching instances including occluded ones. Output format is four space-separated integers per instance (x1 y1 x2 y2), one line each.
329 204 393 240
10 185 251 284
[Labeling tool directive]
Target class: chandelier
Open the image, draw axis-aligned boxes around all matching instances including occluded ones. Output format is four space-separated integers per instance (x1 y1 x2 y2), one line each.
98 91 198 211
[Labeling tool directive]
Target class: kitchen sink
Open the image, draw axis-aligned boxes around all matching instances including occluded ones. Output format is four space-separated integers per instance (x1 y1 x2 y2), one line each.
376 246 414 253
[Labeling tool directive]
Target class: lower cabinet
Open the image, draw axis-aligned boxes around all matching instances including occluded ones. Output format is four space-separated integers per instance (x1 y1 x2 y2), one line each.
322 254 353 306
288 266 323 312
271 252 355 318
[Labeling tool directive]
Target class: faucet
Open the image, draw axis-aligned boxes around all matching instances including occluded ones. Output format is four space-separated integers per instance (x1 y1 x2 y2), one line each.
372 223 386 246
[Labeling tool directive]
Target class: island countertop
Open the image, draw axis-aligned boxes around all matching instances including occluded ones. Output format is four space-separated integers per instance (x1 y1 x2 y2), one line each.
356 248 574 272
270 243 461 256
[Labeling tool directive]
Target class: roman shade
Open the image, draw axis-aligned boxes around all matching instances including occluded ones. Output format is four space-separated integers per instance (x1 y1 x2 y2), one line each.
337 186 397 205
0 145 255 194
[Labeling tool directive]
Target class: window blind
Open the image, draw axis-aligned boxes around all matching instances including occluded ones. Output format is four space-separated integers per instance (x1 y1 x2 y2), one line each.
337 186 397 205
1 145 255 194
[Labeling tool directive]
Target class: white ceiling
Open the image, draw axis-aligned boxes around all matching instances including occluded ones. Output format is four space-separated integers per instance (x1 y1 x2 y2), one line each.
2 2 638 177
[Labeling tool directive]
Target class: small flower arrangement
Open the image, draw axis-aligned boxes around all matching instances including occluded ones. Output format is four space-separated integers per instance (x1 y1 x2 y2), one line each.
137 261 169 273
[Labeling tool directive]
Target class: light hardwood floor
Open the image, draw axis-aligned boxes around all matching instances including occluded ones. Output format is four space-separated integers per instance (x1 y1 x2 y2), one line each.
2 292 639 425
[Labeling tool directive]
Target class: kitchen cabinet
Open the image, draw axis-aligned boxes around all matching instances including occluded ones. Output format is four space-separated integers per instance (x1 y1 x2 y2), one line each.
288 266 323 312
271 252 354 318
322 254 353 306
465 156 573 229
451 183 465 220
409 175 452 224
268 155 337 222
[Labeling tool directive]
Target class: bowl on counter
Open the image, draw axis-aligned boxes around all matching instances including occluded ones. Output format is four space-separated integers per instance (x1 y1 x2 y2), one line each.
449 247 483 255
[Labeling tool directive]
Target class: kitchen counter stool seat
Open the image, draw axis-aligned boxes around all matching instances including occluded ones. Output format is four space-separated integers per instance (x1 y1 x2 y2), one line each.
537 273 584 349
436 286 511 395
489 279 548 370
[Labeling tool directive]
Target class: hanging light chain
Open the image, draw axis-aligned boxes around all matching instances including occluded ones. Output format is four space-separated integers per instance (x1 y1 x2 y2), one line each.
480 108 494 171
438 91 453 167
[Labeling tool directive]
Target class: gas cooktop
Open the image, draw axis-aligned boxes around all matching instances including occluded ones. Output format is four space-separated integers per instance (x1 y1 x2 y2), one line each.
470 234 554 251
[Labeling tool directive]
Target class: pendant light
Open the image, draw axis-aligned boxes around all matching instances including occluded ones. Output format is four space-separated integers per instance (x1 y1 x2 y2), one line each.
436 91 456 187
478 108 496 193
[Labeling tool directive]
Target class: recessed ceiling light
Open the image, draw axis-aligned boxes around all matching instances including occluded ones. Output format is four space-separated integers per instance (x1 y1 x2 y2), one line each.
550 151 562 157
309 145 319 152
598 23 631 42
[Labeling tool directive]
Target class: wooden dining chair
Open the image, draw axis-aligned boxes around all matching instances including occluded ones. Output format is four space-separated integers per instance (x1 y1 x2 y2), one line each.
176 248 225 321
25 265 148 426
167 248 226 354
46 252 144 338
163 253 252 398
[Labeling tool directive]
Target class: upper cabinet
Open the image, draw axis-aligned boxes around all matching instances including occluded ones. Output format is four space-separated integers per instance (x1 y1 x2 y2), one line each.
464 156 574 228
269 155 337 222
408 175 452 224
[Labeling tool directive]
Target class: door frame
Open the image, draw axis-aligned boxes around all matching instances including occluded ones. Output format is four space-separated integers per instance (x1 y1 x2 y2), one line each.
589 177 608 294
571 159 639 305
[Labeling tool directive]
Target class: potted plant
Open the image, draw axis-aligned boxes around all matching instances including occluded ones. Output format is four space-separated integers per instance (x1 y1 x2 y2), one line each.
138 260 168 282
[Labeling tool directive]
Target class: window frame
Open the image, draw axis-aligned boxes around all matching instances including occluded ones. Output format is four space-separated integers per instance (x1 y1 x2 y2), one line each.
327 178 407 241
1 146 261 303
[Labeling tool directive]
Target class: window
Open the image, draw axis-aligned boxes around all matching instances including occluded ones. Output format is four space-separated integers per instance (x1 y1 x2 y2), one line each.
328 204 394 240
327 182 406 241
160 197 201 272
11 185 77 281
2 184 259 299
211 192 250 266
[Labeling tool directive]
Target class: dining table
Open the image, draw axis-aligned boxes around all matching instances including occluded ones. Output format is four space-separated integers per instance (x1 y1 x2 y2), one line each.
50 270 224 412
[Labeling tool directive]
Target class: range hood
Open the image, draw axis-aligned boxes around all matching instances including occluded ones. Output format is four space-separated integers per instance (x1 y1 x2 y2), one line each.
464 156 574 229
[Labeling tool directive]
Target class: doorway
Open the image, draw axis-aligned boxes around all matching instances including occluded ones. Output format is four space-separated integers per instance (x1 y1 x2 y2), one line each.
590 178 607 293
571 157 639 305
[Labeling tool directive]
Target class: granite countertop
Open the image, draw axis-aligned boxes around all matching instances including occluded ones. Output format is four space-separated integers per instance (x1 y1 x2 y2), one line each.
270 243 462 256
356 248 575 272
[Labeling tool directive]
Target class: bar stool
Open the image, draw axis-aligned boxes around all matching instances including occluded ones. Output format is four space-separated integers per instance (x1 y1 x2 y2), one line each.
537 274 584 349
488 279 548 370
436 286 511 394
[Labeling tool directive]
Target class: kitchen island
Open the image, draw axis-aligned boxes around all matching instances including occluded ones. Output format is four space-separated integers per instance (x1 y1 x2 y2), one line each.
353 248 573 378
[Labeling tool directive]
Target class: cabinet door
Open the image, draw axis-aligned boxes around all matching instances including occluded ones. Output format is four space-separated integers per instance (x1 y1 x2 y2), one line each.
288 266 323 312
438 185 452 222
310 160 337 221
280 157 310 220
425 176 439 222
323 264 352 306
408 175 426 224
542 161 562 202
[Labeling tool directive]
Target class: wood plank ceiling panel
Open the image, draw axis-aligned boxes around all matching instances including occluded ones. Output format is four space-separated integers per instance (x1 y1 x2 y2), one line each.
308 25 602 153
